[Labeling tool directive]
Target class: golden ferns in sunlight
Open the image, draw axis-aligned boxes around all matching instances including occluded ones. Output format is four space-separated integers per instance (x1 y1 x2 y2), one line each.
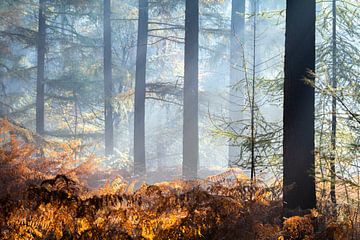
0 172 358 239
0 120 358 239
0 172 283 239
0 119 100 199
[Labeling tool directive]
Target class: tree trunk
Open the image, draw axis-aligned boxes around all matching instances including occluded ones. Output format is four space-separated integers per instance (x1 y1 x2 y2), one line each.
250 0 257 180
183 0 199 180
228 0 245 167
134 0 148 175
330 0 337 208
283 0 316 211
36 0 46 135
103 0 113 156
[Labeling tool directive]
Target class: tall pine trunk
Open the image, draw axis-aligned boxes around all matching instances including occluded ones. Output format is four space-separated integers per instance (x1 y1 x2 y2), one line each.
36 0 46 135
134 0 148 175
330 0 337 207
283 0 316 211
228 0 245 167
183 0 199 180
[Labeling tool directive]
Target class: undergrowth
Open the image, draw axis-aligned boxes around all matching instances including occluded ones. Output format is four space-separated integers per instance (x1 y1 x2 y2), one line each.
0 119 357 240
0 174 355 240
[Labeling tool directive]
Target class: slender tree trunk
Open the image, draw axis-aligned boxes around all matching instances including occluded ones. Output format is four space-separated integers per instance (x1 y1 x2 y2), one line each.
330 0 337 208
250 0 257 181
283 0 316 211
134 0 148 175
104 0 113 155
36 0 46 135
183 0 199 180
228 0 245 167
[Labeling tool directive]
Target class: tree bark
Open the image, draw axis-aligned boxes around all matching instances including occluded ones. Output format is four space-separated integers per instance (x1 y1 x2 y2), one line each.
183 0 199 180
104 0 113 156
283 0 316 211
134 0 148 175
36 0 46 135
330 0 337 208
228 0 245 167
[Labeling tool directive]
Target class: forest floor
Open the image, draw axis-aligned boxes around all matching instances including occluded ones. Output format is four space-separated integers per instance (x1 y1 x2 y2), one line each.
0 119 358 239
0 173 356 240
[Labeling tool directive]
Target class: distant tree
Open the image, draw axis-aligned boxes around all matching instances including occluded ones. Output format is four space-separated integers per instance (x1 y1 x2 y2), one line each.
183 0 199 180
215 0 285 180
283 0 316 210
103 0 113 155
36 0 46 135
315 0 359 209
228 0 245 167
0 2 36 118
134 0 148 175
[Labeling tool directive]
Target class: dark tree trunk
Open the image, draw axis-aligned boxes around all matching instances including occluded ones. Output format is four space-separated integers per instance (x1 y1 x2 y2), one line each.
330 0 337 208
228 0 245 167
103 0 113 156
134 0 148 175
36 0 46 135
183 0 199 180
283 0 316 211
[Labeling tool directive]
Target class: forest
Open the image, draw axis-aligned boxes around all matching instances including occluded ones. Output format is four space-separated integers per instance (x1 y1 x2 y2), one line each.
0 0 359 239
